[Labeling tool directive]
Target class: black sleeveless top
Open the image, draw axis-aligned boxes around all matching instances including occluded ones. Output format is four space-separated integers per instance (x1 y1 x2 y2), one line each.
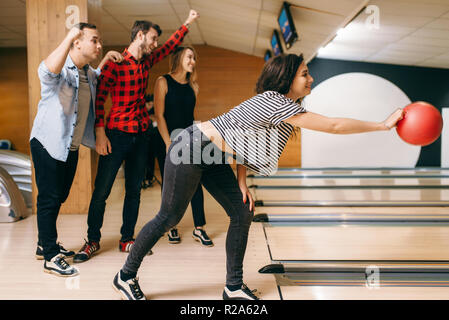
163 74 196 134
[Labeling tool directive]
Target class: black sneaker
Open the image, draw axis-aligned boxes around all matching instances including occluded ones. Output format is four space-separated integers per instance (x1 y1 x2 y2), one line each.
142 177 158 189
73 239 100 263
192 228 214 247
44 254 79 277
112 272 146 300
223 284 259 300
35 242 75 260
168 228 181 244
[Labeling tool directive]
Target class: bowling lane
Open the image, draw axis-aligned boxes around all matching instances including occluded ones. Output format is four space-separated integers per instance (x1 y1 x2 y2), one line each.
255 206 449 222
249 176 449 187
248 169 449 206
279 286 449 300
265 223 449 261
248 168 449 187
252 188 449 203
253 167 449 299
250 168 449 176
267 167 449 174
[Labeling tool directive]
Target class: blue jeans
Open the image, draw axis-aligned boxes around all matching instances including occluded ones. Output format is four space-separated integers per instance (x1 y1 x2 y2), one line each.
87 129 149 242
122 125 254 286
30 138 78 261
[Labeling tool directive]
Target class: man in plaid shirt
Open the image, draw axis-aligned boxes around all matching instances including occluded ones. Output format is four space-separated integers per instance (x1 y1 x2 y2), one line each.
74 10 200 263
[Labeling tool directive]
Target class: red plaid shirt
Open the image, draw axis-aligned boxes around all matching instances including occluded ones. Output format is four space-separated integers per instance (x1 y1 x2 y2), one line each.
95 25 189 133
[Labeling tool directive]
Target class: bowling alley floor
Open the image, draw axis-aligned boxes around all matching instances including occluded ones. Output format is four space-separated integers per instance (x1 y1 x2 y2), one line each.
1 175 449 299
0 175 278 300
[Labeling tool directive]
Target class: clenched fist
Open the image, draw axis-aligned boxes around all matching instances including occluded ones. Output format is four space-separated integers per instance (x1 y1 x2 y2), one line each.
184 9 200 26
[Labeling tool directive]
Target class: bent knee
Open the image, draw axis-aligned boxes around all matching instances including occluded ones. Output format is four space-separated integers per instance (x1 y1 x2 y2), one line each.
154 210 183 233
230 206 254 225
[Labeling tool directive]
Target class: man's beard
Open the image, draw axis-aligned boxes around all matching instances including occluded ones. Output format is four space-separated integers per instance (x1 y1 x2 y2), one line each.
140 40 150 56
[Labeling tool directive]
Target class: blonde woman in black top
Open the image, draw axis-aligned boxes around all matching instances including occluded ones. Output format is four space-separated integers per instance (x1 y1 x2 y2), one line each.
153 46 213 247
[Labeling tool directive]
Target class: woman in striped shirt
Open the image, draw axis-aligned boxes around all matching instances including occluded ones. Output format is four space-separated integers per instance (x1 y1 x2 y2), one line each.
112 53 404 300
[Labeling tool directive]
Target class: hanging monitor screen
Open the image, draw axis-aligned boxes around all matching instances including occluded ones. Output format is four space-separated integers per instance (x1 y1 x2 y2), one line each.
264 50 272 62
271 30 283 56
278 2 298 49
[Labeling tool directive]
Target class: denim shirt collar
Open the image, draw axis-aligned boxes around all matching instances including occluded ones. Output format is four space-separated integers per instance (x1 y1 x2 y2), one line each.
66 54 88 71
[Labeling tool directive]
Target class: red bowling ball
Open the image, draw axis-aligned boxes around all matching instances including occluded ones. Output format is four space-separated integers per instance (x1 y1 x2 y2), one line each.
396 101 443 146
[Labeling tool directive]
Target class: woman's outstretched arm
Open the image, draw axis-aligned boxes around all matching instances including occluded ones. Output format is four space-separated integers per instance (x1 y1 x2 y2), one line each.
284 109 404 134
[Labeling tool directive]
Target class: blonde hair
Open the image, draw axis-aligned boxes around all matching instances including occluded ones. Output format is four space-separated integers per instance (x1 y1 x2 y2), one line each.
169 46 199 94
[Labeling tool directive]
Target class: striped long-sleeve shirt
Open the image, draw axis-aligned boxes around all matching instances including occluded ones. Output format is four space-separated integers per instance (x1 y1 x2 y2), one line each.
210 91 306 175
95 25 189 133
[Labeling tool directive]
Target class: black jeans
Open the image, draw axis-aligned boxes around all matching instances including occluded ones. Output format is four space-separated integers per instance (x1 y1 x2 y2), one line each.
87 129 149 242
156 128 207 227
30 138 78 261
122 125 254 286
144 126 163 182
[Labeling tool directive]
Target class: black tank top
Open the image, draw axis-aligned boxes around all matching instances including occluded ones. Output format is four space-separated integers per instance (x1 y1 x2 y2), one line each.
163 74 196 134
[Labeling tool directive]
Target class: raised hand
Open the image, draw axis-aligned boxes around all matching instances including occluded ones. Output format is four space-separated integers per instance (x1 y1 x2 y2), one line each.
67 26 82 42
106 51 124 63
184 9 200 25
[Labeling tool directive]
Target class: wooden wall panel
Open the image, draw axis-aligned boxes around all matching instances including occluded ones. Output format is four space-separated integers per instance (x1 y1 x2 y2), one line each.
0 48 29 154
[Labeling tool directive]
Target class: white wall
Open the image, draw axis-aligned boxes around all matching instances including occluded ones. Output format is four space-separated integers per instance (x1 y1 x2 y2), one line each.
302 72 421 167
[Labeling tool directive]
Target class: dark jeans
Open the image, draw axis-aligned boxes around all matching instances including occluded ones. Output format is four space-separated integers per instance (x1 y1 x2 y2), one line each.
156 128 206 227
145 126 206 227
30 138 78 261
122 125 254 286
144 126 164 182
87 129 149 242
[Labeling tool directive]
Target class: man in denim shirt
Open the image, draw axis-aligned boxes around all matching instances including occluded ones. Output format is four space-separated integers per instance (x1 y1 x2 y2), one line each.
30 23 122 277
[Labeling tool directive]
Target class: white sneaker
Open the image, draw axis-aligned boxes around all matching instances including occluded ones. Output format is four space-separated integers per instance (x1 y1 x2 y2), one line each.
44 253 79 277
112 272 146 300
223 284 259 300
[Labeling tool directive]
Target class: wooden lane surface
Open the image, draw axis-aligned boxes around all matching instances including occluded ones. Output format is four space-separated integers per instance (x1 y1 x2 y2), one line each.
251 188 449 202
265 224 449 261
279 286 449 299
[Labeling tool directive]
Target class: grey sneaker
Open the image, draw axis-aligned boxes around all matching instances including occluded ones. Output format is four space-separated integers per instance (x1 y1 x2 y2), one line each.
112 272 146 300
44 254 79 277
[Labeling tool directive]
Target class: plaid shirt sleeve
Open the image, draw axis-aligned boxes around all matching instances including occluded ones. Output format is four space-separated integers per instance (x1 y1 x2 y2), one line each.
146 25 189 67
95 60 117 128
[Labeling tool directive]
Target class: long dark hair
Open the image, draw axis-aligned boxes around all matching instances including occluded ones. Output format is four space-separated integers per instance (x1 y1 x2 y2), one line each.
255 53 304 94
257 54 304 139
